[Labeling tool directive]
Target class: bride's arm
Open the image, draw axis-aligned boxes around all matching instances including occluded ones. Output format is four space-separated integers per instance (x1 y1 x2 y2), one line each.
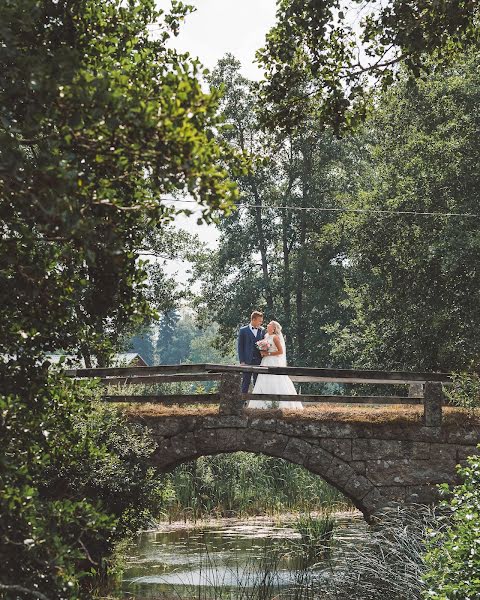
270 335 284 356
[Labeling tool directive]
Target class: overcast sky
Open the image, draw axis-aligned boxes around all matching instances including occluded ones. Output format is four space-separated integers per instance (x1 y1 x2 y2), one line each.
156 0 277 81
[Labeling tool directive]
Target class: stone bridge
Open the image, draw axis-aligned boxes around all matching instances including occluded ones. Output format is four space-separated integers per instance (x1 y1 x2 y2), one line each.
129 410 480 520
66 362 480 520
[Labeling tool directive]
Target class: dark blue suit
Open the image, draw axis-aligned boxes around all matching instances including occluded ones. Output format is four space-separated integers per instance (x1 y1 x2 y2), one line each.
237 325 265 393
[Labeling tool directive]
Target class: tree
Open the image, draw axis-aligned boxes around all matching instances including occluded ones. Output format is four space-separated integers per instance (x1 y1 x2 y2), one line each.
156 310 181 364
256 0 479 133
0 0 239 380
0 1 239 596
328 52 480 371
127 327 155 365
193 55 351 366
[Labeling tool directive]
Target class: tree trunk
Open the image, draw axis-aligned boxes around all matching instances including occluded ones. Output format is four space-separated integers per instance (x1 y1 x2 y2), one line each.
295 139 312 362
282 206 291 335
249 175 274 313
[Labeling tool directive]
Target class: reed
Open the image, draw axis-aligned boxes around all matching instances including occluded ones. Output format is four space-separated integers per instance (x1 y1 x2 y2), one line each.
162 453 351 521
314 504 443 599
161 541 321 600
292 512 336 565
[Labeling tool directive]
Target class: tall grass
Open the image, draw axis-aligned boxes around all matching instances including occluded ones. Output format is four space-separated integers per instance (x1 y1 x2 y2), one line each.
146 541 321 600
160 453 351 521
292 512 336 565
314 504 443 599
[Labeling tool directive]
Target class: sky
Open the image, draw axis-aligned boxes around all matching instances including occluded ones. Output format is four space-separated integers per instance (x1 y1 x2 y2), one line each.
152 0 277 282
156 0 277 82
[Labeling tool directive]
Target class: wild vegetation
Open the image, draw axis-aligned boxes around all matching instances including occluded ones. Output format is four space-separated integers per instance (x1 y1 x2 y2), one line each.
160 454 350 521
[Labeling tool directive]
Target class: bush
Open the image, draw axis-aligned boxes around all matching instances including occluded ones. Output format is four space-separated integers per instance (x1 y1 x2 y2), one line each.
0 372 165 599
423 451 480 599
445 370 480 416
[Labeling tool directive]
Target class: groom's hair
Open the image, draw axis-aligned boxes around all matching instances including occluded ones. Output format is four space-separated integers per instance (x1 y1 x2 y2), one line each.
251 310 263 320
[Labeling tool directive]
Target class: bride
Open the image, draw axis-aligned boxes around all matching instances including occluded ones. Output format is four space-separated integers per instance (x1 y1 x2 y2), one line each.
248 321 303 410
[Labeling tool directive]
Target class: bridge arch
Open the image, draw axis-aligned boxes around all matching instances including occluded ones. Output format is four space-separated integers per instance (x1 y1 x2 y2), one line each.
147 418 388 519
131 411 480 521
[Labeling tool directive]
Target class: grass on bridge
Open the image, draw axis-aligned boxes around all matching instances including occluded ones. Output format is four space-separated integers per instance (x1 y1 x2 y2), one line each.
123 402 478 427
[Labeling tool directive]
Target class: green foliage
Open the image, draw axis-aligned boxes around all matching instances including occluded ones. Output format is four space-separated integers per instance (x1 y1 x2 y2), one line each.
162 453 350 520
257 0 479 132
445 369 480 416
423 452 480 599
328 51 480 371
0 1 239 596
0 372 166 598
156 310 181 364
194 55 350 367
127 326 156 365
293 512 336 564
0 0 238 371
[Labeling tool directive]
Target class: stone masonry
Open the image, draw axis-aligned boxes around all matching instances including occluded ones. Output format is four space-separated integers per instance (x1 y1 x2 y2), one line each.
129 412 480 520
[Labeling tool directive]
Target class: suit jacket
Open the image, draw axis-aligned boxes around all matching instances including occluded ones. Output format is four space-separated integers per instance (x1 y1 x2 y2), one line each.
237 325 265 365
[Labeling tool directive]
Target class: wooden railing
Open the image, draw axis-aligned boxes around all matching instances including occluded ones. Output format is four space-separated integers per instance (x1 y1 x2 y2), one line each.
65 363 451 427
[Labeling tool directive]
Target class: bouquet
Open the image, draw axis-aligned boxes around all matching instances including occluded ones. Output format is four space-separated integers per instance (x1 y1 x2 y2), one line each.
256 339 272 353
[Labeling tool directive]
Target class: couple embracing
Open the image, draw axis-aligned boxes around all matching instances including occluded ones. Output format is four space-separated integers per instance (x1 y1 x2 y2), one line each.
237 311 303 410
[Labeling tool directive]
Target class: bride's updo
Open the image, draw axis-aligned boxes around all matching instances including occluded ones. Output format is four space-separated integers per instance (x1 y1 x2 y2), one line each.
270 320 282 334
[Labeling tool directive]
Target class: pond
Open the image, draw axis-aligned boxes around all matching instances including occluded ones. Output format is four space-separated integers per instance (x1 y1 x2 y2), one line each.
112 512 367 599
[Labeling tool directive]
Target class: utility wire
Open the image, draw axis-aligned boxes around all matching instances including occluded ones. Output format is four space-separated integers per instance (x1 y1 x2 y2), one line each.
160 198 479 218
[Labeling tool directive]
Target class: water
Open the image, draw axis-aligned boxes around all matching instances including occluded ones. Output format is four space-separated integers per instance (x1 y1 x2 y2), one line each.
113 513 366 599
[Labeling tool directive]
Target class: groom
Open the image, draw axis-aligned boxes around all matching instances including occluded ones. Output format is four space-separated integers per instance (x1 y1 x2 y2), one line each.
237 311 265 393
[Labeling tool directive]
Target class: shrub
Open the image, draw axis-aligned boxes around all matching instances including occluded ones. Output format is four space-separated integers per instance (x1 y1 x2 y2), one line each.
0 372 165 599
423 451 480 599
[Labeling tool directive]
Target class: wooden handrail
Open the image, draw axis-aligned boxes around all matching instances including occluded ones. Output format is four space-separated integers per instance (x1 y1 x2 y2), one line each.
66 362 452 384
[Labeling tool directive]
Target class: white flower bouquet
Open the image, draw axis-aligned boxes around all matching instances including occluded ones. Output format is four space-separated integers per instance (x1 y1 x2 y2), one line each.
256 339 272 353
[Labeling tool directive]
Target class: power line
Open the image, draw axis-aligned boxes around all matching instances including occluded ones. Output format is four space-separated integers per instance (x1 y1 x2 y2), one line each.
160 199 479 218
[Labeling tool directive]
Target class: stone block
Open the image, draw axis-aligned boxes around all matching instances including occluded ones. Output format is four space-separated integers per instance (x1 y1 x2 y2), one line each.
243 429 289 457
203 415 248 429
456 445 480 463
153 417 194 438
170 432 197 458
216 428 243 452
447 428 480 444
282 437 314 466
405 484 439 504
342 474 374 501
352 439 428 461
305 446 334 475
361 487 388 517
429 443 456 461
351 460 366 475
325 457 355 487
319 438 352 461
366 458 457 486
379 485 406 503
193 429 218 454
249 417 278 432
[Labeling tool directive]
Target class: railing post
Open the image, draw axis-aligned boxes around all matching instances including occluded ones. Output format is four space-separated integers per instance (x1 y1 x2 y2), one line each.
408 382 424 397
218 372 244 415
423 382 444 427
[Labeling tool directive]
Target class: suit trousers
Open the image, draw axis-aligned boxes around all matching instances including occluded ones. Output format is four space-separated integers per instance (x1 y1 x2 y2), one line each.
241 361 261 393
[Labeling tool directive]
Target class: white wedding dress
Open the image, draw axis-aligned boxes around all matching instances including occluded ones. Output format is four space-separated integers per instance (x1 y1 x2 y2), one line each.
248 333 303 410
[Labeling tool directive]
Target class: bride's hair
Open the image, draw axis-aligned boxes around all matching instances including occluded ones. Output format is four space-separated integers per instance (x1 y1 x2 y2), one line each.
270 320 282 334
